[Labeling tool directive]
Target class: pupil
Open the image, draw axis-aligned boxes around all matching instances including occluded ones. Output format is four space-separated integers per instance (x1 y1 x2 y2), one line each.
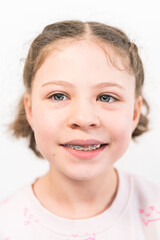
101 95 110 102
54 94 63 101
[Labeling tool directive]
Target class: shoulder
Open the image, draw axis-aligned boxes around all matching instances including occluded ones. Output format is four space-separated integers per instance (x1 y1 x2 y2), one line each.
125 170 160 228
0 184 28 213
130 171 160 201
117 167 160 209
118 167 160 199
0 184 31 233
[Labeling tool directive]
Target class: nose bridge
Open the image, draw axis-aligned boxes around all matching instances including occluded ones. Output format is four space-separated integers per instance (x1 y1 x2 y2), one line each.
67 95 100 129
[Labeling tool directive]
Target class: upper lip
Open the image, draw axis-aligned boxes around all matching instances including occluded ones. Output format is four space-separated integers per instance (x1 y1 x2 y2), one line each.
61 139 107 146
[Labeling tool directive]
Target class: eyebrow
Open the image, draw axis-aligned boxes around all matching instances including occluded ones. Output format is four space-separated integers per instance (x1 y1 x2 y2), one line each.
41 80 124 90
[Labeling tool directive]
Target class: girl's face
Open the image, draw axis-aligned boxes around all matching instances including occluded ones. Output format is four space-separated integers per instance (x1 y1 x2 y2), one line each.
25 40 141 181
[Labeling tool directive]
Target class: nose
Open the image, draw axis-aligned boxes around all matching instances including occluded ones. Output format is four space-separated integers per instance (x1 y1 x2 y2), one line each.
66 99 101 130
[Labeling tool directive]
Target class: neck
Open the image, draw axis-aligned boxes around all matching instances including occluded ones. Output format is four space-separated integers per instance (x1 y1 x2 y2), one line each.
33 165 119 219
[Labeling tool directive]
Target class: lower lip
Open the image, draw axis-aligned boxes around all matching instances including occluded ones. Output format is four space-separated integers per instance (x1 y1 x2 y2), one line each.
61 144 107 160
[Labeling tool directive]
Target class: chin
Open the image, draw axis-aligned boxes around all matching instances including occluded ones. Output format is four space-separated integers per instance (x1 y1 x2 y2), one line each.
69 175 96 182
66 168 101 182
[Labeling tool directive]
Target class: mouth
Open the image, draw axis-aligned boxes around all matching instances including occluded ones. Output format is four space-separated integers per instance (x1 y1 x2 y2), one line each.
61 144 107 151
60 143 108 160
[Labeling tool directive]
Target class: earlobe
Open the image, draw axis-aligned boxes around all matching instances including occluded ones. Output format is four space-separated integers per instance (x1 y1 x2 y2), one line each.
24 93 33 130
132 96 142 132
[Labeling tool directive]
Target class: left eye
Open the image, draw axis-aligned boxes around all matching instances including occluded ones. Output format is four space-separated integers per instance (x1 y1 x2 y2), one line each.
49 93 68 101
97 95 117 103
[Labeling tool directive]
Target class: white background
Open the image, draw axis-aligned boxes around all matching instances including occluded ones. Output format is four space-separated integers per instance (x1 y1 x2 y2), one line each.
0 0 160 201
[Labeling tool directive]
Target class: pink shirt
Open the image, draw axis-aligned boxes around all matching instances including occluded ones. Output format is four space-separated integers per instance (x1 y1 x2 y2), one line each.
0 167 160 239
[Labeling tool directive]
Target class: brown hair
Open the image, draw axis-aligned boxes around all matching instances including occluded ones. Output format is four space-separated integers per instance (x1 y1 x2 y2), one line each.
9 20 149 158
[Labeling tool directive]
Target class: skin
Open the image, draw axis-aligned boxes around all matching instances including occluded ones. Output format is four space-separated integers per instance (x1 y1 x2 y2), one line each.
24 39 142 219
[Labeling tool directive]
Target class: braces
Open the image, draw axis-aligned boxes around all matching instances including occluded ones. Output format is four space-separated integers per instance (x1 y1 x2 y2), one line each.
66 144 101 151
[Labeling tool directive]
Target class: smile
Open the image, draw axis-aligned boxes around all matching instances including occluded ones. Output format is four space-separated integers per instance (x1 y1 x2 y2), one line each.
62 144 102 151
61 144 108 160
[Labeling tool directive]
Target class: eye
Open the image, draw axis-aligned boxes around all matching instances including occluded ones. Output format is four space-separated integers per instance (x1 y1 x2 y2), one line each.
97 94 117 103
48 93 68 101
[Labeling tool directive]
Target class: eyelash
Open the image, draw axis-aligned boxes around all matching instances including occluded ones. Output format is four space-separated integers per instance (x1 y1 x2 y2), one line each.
48 92 118 103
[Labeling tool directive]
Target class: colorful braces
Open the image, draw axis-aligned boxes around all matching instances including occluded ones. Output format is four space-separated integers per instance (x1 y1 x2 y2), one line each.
66 144 101 151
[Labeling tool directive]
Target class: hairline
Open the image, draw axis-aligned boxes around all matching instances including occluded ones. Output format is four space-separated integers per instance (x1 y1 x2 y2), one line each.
30 37 134 92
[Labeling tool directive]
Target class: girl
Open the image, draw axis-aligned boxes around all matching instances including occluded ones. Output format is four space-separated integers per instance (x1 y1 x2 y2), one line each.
0 20 160 240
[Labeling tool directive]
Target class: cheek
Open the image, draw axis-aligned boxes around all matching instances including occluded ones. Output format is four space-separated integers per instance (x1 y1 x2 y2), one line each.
31 107 64 149
112 118 132 142
103 108 134 149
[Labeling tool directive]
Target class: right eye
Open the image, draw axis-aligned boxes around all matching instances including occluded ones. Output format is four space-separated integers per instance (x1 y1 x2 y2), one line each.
48 93 68 101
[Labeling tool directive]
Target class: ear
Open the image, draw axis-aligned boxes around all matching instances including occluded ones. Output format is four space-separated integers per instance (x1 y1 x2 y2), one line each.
24 92 34 130
132 96 142 132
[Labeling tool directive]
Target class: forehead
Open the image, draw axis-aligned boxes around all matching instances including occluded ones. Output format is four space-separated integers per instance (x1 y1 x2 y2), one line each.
33 39 134 89
42 39 129 72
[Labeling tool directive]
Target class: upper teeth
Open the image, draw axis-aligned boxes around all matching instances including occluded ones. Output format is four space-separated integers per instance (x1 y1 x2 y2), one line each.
65 144 101 151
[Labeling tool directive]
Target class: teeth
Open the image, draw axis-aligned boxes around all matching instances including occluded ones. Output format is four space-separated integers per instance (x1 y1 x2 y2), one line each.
64 144 101 151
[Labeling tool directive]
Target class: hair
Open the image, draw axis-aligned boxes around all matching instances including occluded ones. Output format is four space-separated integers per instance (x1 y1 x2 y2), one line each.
9 20 150 158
